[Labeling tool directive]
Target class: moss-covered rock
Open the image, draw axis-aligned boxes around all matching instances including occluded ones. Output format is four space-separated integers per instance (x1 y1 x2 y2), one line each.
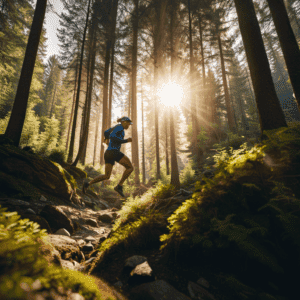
0 145 81 205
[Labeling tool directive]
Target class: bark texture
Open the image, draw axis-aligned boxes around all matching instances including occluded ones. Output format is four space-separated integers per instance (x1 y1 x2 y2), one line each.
5 0 47 146
233 0 287 132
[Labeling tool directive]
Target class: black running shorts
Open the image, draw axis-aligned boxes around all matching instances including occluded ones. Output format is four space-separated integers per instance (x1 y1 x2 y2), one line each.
104 149 124 165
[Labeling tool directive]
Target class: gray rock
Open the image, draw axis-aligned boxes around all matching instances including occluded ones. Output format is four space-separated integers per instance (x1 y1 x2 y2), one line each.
82 242 94 252
24 208 36 214
68 293 85 300
76 239 86 247
125 255 147 269
187 281 216 300
39 205 74 234
47 234 81 262
40 195 48 202
61 259 77 270
85 236 96 242
98 213 114 223
130 280 191 300
197 277 210 289
55 228 70 236
128 261 155 285
71 235 83 240
0 198 30 207
85 219 98 227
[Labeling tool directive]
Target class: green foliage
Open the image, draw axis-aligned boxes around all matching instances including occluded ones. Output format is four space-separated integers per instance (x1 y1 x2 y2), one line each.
159 125 300 297
113 184 166 232
262 122 300 167
100 213 165 253
197 126 209 146
213 132 247 150
19 104 41 147
0 205 109 299
179 159 195 186
34 116 60 156
149 158 171 186
211 142 266 175
153 182 176 199
48 148 66 164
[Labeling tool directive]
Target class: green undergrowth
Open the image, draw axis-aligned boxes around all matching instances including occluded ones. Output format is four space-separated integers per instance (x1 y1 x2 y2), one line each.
91 124 300 299
159 123 300 299
0 205 115 300
90 182 176 271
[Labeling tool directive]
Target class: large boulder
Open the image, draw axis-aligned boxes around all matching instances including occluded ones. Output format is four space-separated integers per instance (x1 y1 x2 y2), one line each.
39 205 74 234
0 145 78 203
47 234 83 262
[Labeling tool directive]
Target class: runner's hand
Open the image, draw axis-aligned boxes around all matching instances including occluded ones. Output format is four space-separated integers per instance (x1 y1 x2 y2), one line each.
127 138 132 142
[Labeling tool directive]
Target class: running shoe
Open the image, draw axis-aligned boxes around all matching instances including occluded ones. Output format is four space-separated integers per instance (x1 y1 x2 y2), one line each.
82 180 89 194
114 185 125 197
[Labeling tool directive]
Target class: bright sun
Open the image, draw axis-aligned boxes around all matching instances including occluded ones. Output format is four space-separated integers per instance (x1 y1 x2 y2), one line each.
158 82 183 108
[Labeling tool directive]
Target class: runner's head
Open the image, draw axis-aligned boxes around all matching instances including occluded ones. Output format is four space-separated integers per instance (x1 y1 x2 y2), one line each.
117 116 132 129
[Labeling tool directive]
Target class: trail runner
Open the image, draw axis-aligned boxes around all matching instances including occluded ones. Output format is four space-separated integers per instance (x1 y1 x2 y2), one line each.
82 117 134 197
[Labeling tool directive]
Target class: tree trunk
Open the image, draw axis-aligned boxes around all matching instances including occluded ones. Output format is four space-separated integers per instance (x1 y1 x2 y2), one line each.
100 0 119 165
73 11 97 166
165 114 170 176
79 53 92 165
5 0 47 146
93 98 101 166
49 83 57 118
67 0 92 163
100 40 112 165
153 0 167 181
141 79 146 184
266 0 300 110
233 0 287 132
131 0 140 185
108 39 115 128
66 59 78 154
199 14 207 124
169 0 180 189
188 0 198 157
217 33 236 132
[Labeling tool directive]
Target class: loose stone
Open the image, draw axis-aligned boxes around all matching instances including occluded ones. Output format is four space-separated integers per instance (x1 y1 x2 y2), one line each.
24 208 36 214
55 228 71 236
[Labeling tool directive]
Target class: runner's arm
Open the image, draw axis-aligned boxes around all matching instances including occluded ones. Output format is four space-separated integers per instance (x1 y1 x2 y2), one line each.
110 127 128 144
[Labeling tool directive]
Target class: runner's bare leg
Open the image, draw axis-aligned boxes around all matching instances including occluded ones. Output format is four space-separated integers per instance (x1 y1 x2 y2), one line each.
89 163 113 185
118 155 134 186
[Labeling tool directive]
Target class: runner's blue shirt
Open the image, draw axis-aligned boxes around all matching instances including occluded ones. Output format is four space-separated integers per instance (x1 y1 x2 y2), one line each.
104 124 128 151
